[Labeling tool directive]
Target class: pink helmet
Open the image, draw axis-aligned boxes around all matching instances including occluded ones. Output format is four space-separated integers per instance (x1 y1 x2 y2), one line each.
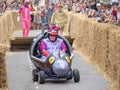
48 25 60 35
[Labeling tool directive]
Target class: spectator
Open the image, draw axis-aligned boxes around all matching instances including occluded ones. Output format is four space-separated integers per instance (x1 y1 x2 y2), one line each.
94 3 103 18
116 6 120 25
32 2 38 30
109 2 118 24
34 6 42 30
101 3 112 23
41 6 48 26
51 4 68 35
29 2 35 30
118 0 120 6
111 0 118 4
111 5 120 25
87 0 97 17
104 4 112 23
66 0 72 11
46 3 55 23
0 0 7 14
18 0 33 37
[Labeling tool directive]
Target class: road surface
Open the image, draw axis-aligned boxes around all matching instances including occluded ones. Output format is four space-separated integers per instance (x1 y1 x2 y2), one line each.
6 51 110 90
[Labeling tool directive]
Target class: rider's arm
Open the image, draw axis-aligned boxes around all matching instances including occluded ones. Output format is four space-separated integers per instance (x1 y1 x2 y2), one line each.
39 41 49 57
61 41 67 52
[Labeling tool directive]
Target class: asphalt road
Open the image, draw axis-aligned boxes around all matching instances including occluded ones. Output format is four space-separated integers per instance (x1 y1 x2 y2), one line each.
6 51 110 90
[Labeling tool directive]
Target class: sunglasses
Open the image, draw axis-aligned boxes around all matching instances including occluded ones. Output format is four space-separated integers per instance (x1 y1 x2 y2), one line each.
50 35 57 36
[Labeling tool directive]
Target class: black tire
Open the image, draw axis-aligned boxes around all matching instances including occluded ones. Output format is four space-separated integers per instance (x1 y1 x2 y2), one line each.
73 69 80 82
32 69 38 82
38 71 45 84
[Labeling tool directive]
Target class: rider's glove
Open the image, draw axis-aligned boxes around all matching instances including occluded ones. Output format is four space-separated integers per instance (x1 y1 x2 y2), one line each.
43 50 49 57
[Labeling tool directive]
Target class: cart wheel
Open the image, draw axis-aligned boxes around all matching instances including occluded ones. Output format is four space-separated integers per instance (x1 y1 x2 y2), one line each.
32 69 38 82
38 71 45 84
73 69 80 82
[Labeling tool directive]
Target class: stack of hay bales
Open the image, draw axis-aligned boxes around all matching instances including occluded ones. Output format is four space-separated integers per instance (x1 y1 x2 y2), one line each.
108 27 120 90
0 10 20 90
0 11 21 45
67 12 120 90
0 11 15 45
0 11 13 90
0 44 8 90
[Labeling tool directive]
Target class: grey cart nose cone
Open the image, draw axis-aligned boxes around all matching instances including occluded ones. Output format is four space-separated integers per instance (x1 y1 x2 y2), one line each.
53 60 69 75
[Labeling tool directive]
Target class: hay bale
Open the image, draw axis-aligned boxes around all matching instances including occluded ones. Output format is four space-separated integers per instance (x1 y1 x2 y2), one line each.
0 11 13 90
0 44 8 90
0 17 3 43
0 11 15 45
6 11 15 38
108 79 120 90
92 24 110 72
63 12 73 36
1 13 8 44
107 29 120 89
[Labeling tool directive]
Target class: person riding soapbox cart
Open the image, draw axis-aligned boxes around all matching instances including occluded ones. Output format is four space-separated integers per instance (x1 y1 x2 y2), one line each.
29 27 80 84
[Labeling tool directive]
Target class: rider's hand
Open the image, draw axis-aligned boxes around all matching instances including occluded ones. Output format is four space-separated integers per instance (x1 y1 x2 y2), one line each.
42 50 49 57
61 49 66 53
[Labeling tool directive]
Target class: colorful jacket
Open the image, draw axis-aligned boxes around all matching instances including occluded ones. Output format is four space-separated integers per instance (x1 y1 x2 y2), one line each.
18 6 33 21
40 38 67 54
